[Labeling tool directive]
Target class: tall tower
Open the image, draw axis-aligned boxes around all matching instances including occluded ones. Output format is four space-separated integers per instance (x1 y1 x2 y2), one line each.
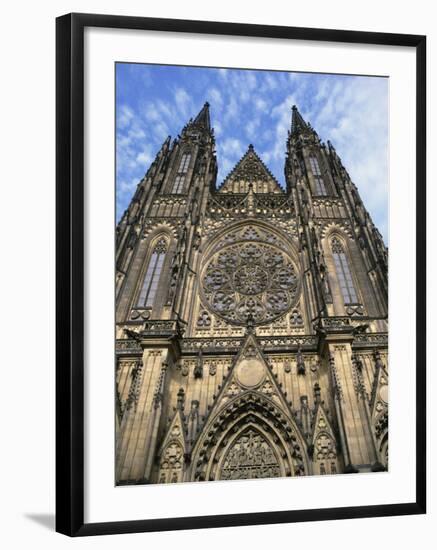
115 103 388 485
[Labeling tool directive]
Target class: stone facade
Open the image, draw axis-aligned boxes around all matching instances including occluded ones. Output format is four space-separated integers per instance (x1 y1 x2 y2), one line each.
115 103 388 484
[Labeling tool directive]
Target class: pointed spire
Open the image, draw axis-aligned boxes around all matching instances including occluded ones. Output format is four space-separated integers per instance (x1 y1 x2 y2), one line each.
291 104 309 135
192 101 211 130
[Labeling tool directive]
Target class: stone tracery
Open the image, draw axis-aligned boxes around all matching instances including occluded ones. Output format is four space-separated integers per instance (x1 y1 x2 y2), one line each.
201 236 300 326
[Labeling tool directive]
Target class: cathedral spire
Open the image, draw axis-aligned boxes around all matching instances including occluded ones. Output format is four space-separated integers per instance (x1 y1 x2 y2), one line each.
291 104 309 135
192 101 211 131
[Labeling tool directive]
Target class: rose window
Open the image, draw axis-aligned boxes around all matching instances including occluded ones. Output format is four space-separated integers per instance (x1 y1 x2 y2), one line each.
201 241 299 325
234 265 268 295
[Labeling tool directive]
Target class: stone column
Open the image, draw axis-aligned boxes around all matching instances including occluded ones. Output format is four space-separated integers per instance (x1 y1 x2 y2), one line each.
326 338 379 472
116 349 167 483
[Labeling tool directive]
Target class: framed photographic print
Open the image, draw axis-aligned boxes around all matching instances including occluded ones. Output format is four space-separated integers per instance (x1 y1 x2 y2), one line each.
56 13 426 536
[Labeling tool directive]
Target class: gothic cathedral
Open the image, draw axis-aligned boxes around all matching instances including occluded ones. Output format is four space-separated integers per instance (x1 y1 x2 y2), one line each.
115 103 389 484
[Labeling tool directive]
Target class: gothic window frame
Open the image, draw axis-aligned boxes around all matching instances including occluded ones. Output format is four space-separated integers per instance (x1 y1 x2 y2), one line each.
330 235 360 305
171 151 192 194
308 152 329 196
135 234 169 310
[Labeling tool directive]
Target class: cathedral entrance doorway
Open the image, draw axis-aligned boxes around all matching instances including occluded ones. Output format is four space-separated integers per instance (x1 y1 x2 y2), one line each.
190 388 309 482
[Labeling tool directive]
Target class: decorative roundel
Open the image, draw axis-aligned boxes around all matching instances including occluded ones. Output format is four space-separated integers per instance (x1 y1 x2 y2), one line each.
235 358 265 388
201 240 300 325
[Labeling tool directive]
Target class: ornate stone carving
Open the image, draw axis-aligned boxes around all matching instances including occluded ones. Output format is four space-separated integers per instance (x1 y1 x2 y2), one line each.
125 360 143 412
201 241 299 326
181 335 318 354
296 345 306 375
130 308 151 321
315 434 336 461
346 303 364 316
197 310 211 328
220 429 281 480
290 308 303 325
115 339 142 354
159 442 184 483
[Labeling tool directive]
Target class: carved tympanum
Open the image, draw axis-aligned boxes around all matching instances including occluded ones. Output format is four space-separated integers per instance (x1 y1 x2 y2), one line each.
220 429 281 480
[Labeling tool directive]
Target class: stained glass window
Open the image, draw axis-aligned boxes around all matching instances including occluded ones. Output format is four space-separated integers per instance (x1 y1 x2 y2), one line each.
172 175 185 194
331 237 358 304
309 155 327 195
179 153 191 173
171 153 191 193
137 238 167 307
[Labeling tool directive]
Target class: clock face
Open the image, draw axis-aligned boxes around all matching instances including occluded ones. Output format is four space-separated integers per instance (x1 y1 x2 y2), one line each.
201 240 300 326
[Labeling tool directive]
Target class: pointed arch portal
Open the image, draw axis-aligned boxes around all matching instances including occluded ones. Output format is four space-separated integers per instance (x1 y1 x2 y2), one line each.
190 391 309 482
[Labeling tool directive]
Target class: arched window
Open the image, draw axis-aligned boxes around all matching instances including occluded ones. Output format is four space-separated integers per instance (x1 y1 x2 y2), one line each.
137 237 167 307
331 237 358 304
309 154 327 195
171 152 191 193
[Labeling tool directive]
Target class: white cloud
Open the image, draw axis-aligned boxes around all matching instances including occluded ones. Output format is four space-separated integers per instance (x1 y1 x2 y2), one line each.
254 97 268 113
261 73 279 92
245 119 260 140
224 96 239 124
220 137 244 158
208 88 223 109
136 144 154 166
174 88 192 118
214 120 223 136
117 105 134 129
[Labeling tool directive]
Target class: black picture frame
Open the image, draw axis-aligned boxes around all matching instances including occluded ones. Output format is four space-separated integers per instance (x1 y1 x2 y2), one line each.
56 12 426 537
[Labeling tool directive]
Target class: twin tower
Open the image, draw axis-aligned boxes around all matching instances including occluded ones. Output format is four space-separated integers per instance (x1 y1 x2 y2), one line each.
115 102 388 485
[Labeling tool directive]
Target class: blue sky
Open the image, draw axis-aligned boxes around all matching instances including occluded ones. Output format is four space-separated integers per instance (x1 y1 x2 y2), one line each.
116 63 388 242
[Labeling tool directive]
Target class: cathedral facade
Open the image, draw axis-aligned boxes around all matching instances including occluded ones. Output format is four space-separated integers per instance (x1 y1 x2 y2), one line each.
115 103 389 485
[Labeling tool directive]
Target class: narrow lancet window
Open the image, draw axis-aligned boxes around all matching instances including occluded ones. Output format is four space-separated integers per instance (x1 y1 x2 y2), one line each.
172 175 185 194
171 153 191 193
309 155 327 195
137 238 167 307
179 153 191 173
331 237 358 304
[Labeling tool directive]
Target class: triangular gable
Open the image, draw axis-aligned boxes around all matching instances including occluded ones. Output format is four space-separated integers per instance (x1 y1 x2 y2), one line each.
158 408 186 457
202 329 292 421
156 409 187 483
311 402 338 473
218 145 283 194
311 403 335 444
